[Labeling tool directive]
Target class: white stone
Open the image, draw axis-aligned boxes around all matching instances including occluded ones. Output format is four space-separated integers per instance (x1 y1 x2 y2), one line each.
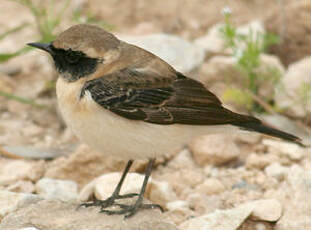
198 54 284 102
0 160 45 185
254 223 269 230
196 178 225 195
149 179 177 208
275 56 311 118
189 134 239 166
276 166 311 229
263 139 305 160
0 191 40 219
246 153 277 170
118 34 205 73
179 199 282 230
0 199 177 230
179 203 253 230
6 180 35 194
167 149 197 170
250 199 282 222
18 228 39 230
166 200 193 225
89 172 176 208
166 200 189 211
194 23 227 55
198 55 238 83
195 20 265 56
78 179 96 202
93 172 148 200
264 163 289 180
35 178 78 201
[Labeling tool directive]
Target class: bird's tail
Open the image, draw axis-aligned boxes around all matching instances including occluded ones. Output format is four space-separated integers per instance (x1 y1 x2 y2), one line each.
232 117 304 146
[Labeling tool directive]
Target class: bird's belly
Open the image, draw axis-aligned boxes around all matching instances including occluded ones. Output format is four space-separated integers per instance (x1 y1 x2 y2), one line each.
59 101 203 159
56 78 234 160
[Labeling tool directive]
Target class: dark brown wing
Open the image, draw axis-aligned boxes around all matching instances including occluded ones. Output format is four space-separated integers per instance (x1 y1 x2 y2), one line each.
81 68 303 145
81 68 256 125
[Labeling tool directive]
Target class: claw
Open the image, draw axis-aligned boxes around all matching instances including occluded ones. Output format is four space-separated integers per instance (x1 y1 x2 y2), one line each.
76 159 160 218
101 201 164 219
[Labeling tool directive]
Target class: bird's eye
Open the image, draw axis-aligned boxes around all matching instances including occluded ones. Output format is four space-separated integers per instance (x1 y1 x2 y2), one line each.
65 50 80 64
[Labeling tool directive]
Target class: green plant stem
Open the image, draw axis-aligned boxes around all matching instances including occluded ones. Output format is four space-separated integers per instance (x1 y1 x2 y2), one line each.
0 90 46 108
0 23 29 40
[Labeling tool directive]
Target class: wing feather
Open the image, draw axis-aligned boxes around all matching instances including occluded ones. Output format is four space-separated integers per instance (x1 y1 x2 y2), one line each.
81 68 256 125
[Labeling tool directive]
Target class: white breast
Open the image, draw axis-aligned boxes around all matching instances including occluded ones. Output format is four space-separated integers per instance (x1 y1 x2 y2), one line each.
56 77 235 160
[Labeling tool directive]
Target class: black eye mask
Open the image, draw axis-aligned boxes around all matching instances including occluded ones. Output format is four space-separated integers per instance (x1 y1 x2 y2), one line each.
51 46 99 82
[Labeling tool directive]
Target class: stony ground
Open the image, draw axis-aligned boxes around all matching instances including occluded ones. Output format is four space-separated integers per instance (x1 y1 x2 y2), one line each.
0 0 311 230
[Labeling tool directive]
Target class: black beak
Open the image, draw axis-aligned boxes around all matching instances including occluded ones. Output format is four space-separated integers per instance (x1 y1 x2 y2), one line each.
27 42 54 54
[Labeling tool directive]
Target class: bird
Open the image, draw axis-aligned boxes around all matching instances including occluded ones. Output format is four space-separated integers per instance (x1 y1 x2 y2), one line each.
28 24 303 218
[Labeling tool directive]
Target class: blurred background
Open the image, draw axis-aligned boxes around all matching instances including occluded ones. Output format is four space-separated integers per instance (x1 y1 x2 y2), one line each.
0 0 311 229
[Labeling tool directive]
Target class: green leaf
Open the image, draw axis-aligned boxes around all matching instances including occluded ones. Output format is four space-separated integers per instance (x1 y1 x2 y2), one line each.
222 88 253 109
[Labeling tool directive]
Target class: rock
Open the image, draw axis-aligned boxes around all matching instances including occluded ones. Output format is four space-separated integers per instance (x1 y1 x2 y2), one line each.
119 34 205 73
255 54 285 98
0 74 15 93
149 180 178 208
0 160 45 186
265 0 311 66
179 202 253 230
179 199 281 230
196 178 225 195
166 200 189 211
263 139 306 161
44 144 126 187
198 54 284 107
250 199 282 222
35 178 78 201
130 22 159 35
176 169 204 188
0 191 40 220
0 64 21 76
241 221 274 230
2 145 74 159
167 149 197 170
93 172 149 200
194 23 227 56
18 228 39 230
198 55 238 84
0 199 177 230
189 134 239 166
165 200 194 225
234 132 262 145
83 172 176 208
275 166 311 229
246 153 278 170
6 180 35 194
275 57 311 118
264 163 289 181
186 193 223 215
158 168 203 199
195 20 265 58
78 179 96 202
260 114 311 146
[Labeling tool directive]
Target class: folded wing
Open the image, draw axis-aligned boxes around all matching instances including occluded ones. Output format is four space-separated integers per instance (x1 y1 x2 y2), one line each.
80 68 302 145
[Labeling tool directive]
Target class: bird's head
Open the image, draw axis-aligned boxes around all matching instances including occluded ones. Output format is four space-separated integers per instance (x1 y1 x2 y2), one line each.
28 24 121 82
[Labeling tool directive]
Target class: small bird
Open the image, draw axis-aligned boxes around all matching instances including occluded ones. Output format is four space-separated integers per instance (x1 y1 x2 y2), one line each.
28 24 302 218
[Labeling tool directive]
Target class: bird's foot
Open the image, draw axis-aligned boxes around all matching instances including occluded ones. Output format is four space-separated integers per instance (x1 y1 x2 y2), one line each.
77 192 139 210
100 199 164 219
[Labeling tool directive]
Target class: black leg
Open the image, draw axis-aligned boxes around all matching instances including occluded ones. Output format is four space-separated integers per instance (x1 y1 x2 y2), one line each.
77 159 138 210
100 158 163 218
